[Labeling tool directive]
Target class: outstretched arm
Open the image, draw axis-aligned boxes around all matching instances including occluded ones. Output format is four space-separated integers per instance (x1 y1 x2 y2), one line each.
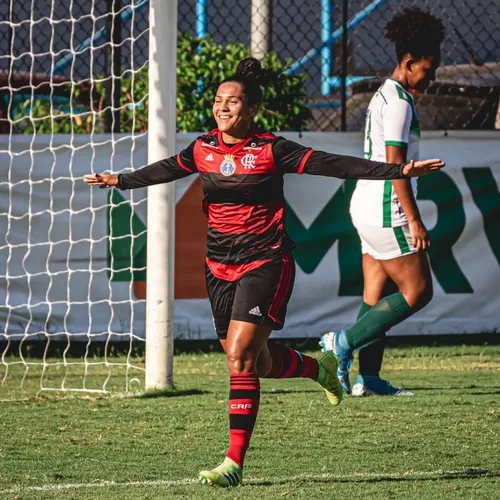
273 138 444 179
84 141 197 189
305 149 406 179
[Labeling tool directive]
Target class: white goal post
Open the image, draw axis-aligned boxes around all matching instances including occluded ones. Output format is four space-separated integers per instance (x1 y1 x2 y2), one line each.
145 0 177 390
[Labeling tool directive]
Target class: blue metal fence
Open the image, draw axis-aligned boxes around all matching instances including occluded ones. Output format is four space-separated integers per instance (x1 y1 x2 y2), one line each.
1 0 499 131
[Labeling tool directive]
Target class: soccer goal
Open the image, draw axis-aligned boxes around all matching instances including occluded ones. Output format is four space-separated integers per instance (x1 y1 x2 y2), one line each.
0 0 176 395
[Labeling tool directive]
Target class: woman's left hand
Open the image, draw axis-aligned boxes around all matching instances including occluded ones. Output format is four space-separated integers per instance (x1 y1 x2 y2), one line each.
403 159 445 177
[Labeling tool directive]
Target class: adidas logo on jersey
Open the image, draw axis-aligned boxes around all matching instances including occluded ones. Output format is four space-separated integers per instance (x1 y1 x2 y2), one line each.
249 306 262 316
205 153 214 161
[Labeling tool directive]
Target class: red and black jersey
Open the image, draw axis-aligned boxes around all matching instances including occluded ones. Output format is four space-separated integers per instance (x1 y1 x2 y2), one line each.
118 128 406 281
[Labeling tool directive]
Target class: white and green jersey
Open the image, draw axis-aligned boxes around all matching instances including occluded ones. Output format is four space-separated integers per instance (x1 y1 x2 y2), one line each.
350 78 420 227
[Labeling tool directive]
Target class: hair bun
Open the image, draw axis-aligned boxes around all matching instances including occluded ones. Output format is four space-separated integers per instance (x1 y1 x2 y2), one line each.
235 57 271 87
235 57 261 78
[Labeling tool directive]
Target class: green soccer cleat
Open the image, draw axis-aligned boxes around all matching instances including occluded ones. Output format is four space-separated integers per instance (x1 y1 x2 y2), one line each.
316 351 344 406
199 457 243 488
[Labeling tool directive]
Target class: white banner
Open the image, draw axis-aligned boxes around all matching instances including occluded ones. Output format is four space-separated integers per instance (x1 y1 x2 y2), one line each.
1 131 499 339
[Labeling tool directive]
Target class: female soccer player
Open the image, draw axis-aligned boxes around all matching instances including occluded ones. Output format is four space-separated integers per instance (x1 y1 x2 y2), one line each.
321 8 445 397
85 57 444 487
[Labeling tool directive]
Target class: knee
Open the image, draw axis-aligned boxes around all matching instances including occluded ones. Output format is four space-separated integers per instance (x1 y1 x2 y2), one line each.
402 281 433 310
226 347 257 374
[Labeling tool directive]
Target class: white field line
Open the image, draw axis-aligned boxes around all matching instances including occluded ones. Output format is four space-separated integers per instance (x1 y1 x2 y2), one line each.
0 468 497 494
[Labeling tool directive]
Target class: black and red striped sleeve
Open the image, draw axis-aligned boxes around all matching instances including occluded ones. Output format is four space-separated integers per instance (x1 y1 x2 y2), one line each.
118 141 197 190
272 137 313 174
273 138 406 179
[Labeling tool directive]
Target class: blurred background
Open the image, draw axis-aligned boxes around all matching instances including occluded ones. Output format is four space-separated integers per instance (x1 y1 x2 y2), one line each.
1 0 499 135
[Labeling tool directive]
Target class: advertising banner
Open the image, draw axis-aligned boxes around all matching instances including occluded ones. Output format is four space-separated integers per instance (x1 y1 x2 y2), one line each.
1 131 499 339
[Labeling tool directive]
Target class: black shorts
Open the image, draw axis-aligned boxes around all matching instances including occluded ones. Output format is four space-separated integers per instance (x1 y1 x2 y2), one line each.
206 253 296 339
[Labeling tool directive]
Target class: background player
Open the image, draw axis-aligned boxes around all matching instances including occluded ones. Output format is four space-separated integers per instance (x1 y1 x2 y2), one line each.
85 58 444 487
321 7 445 397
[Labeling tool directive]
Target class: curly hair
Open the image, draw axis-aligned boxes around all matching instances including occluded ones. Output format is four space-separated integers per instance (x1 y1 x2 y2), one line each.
221 57 271 105
385 7 445 62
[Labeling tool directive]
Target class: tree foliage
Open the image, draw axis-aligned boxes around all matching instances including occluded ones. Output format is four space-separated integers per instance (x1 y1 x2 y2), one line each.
13 33 311 134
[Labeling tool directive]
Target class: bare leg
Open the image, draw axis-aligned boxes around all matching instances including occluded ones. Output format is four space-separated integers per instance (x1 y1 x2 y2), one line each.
379 251 433 309
219 323 272 377
358 254 389 376
362 253 389 306
342 251 433 350
223 320 272 374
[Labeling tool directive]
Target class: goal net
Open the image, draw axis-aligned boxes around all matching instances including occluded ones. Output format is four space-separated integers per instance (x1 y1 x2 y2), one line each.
0 0 152 395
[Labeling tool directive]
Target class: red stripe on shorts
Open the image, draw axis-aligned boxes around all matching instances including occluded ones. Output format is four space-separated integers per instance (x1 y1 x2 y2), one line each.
267 253 293 325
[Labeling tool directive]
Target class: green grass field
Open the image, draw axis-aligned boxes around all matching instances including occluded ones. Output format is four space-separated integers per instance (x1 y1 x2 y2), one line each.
1 345 499 499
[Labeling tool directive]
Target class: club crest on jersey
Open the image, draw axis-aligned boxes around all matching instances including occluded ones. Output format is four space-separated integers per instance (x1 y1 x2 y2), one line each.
241 153 256 169
220 154 236 176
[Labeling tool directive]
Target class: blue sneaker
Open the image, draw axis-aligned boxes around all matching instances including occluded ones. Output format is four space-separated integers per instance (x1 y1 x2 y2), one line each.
351 375 415 397
319 332 353 394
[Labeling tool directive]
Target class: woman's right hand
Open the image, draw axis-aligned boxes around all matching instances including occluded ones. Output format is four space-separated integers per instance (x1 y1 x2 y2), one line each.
83 173 119 188
409 219 430 251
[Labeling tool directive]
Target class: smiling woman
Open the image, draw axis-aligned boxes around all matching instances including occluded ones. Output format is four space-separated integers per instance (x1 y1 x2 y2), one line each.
213 59 269 142
84 57 444 488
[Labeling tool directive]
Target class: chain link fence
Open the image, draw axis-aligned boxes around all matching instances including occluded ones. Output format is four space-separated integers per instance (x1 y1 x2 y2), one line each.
0 0 498 132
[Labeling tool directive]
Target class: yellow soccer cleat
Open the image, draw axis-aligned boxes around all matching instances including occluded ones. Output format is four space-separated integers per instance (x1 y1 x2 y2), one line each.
199 457 243 487
316 351 344 406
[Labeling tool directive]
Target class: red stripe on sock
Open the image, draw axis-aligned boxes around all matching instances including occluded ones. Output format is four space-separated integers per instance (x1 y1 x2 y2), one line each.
301 354 319 380
266 344 319 380
281 350 299 378
227 430 249 467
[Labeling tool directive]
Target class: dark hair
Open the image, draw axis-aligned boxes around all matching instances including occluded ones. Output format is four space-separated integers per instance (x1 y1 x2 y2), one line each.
385 7 445 62
221 57 271 105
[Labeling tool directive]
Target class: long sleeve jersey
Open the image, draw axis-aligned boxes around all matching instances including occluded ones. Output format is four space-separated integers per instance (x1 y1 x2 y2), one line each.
118 128 407 280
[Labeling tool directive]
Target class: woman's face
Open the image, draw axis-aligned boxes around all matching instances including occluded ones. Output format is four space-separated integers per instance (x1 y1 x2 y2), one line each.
407 54 440 92
213 82 258 139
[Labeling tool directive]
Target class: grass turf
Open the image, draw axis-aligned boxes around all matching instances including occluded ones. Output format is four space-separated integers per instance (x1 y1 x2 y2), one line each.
0 345 499 499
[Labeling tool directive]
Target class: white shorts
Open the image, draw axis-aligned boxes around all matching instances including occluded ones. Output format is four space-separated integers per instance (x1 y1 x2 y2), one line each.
352 220 417 260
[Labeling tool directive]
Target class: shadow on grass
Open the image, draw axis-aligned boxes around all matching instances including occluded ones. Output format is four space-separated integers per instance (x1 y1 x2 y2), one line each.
467 390 500 395
137 388 209 399
249 468 500 487
405 385 500 392
262 389 320 395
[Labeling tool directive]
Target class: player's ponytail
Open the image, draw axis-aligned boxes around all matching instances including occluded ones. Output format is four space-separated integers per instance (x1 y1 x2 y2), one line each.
223 57 271 105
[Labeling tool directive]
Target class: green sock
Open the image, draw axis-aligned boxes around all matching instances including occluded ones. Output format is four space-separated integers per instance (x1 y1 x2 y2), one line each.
356 301 372 320
343 293 411 350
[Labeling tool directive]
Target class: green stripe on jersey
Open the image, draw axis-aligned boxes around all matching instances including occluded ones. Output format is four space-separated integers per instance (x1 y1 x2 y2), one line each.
394 226 411 254
383 180 393 227
364 110 372 159
410 123 421 136
392 82 421 137
385 140 408 147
